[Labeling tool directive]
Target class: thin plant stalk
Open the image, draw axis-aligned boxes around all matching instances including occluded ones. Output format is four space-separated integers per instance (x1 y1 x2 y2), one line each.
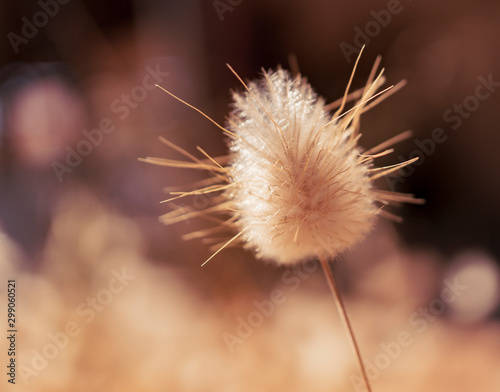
319 255 372 392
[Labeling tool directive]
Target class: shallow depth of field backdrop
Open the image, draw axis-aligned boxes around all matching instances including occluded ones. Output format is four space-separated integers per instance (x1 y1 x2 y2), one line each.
0 1 500 391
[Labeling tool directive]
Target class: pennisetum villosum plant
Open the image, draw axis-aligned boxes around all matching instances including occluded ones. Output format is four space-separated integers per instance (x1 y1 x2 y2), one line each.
140 47 424 392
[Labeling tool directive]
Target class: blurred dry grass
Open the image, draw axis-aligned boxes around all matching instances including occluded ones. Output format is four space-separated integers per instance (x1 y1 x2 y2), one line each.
1 192 499 391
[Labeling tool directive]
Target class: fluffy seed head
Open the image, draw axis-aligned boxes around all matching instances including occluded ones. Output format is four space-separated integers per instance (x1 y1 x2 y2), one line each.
141 60 422 266
227 69 378 264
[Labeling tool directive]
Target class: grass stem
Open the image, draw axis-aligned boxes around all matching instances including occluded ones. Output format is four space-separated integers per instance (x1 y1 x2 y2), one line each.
319 255 372 392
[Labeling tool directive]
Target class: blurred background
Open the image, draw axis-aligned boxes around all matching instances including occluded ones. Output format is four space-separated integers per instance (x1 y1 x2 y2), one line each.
0 0 499 391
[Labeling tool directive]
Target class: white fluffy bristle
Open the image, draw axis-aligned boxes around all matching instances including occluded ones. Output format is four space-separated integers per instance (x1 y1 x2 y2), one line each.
227 69 377 264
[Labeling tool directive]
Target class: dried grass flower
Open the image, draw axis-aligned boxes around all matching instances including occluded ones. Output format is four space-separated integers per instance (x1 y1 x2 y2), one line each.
141 49 424 392
141 52 422 267
143 51 428 392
